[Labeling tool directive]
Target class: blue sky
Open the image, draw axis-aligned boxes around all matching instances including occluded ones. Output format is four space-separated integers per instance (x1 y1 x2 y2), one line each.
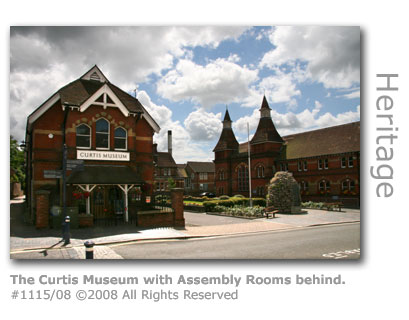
10 26 360 163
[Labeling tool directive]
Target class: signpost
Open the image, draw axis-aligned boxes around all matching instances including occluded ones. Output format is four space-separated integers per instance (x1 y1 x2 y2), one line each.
66 159 84 171
43 170 62 179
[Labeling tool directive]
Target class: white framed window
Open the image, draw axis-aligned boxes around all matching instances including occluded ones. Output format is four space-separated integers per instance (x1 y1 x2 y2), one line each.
303 161 307 171
298 161 302 171
114 127 127 150
199 172 208 180
96 118 110 149
76 124 91 149
348 156 354 168
341 157 346 168
324 158 329 170
318 159 323 170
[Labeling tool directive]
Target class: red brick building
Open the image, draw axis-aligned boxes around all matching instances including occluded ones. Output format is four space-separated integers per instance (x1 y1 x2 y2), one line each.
184 161 215 195
214 96 360 207
24 66 185 227
153 131 184 191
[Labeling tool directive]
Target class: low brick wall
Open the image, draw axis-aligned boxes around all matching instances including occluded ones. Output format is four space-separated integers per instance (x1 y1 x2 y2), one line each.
137 210 174 228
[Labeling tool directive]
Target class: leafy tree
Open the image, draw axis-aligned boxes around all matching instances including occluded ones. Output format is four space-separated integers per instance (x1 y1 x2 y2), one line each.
167 177 176 189
10 136 25 188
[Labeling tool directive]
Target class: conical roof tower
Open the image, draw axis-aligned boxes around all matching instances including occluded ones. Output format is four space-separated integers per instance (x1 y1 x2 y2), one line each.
213 107 239 152
250 96 284 145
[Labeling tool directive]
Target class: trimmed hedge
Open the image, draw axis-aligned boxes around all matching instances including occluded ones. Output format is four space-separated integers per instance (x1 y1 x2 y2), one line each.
203 197 266 212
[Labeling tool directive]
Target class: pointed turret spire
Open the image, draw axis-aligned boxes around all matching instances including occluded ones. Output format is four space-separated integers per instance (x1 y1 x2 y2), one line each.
260 95 272 118
213 107 239 152
251 96 283 144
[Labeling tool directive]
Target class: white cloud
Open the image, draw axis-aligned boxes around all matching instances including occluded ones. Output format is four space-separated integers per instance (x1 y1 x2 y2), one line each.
157 58 259 109
137 91 214 163
184 109 222 141
233 104 360 137
10 26 248 141
260 26 360 89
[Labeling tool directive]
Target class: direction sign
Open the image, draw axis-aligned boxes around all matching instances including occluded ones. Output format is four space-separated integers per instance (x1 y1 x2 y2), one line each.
66 159 84 171
44 170 62 179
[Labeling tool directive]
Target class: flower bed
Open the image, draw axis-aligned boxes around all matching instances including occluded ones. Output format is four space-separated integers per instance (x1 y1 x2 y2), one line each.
208 205 265 219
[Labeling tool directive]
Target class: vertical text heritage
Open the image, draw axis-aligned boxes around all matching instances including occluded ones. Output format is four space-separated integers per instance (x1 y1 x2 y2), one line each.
371 74 399 197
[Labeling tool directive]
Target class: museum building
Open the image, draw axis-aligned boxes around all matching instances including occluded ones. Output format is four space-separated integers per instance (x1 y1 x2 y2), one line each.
213 96 360 207
25 65 184 228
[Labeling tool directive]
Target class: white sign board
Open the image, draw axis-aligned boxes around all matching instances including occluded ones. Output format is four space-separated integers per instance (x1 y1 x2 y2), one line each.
77 150 130 161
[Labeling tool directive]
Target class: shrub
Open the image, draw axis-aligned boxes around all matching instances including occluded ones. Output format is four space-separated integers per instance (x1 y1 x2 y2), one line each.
267 171 301 213
233 194 245 198
219 195 230 200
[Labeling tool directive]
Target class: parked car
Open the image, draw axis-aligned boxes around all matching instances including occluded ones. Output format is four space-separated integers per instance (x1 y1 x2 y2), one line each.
199 192 216 198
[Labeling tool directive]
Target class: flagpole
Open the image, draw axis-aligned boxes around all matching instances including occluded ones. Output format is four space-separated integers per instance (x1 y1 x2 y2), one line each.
247 123 252 207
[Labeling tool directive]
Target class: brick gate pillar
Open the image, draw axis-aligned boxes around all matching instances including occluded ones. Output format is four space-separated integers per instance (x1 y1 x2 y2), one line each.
171 188 185 227
35 190 50 229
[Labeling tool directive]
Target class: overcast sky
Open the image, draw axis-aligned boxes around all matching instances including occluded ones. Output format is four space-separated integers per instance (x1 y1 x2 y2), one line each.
10 26 360 163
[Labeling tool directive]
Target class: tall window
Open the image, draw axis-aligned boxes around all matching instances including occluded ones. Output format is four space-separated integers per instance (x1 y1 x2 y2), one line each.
114 127 127 150
96 118 109 149
348 156 354 167
238 165 249 192
318 159 323 170
219 170 225 181
324 158 329 169
199 172 208 180
319 180 331 193
76 124 91 148
257 166 265 178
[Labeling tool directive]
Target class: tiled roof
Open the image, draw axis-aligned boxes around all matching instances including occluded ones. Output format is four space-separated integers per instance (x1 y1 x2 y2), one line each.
187 161 215 173
250 117 284 144
282 121 360 159
213 128 239 151
154 152 177 168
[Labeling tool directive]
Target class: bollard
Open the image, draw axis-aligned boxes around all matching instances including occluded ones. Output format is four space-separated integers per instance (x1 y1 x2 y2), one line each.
62 216 71 245
84 240 95 259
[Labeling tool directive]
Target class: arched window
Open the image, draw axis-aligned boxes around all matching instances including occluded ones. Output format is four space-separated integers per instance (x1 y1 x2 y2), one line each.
96 118 109 149
319 180 331 194
219 170 225 181
256 165 265 178
114 127 127 150
76 124 91 148
237 165 249 192
342 179 356 193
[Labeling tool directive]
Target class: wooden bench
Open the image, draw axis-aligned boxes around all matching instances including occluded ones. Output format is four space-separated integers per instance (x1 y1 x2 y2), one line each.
264 206 280 219
323 202 343 211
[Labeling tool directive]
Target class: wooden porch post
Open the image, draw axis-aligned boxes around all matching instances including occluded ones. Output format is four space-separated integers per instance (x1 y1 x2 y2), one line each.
118 184 134 222
78 184 96 215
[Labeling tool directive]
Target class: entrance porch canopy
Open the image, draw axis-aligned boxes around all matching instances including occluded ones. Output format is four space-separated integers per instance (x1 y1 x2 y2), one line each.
66 165 144 222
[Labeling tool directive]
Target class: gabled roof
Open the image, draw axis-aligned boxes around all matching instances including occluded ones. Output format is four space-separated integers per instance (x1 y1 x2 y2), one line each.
154 152 178 168
281 121 360 159
27 65 160 133
186 161 215 173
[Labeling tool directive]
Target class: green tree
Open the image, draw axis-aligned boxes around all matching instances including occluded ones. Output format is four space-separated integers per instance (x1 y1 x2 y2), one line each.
10 136 25 187
167 177 176 189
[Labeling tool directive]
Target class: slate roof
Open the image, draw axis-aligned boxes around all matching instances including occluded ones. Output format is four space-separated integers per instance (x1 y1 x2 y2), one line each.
281 121 360 159
186 161 215 173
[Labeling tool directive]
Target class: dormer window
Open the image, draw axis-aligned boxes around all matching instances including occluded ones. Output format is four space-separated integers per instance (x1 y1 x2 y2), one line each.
76 124 91 149
96 118 109 149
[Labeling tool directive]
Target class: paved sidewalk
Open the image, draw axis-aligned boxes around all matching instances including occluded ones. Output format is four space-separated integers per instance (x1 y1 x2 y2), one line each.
10 198 360 259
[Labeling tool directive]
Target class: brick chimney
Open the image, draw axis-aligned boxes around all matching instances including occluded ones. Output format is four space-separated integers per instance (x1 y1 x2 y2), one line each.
168 130 172 155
